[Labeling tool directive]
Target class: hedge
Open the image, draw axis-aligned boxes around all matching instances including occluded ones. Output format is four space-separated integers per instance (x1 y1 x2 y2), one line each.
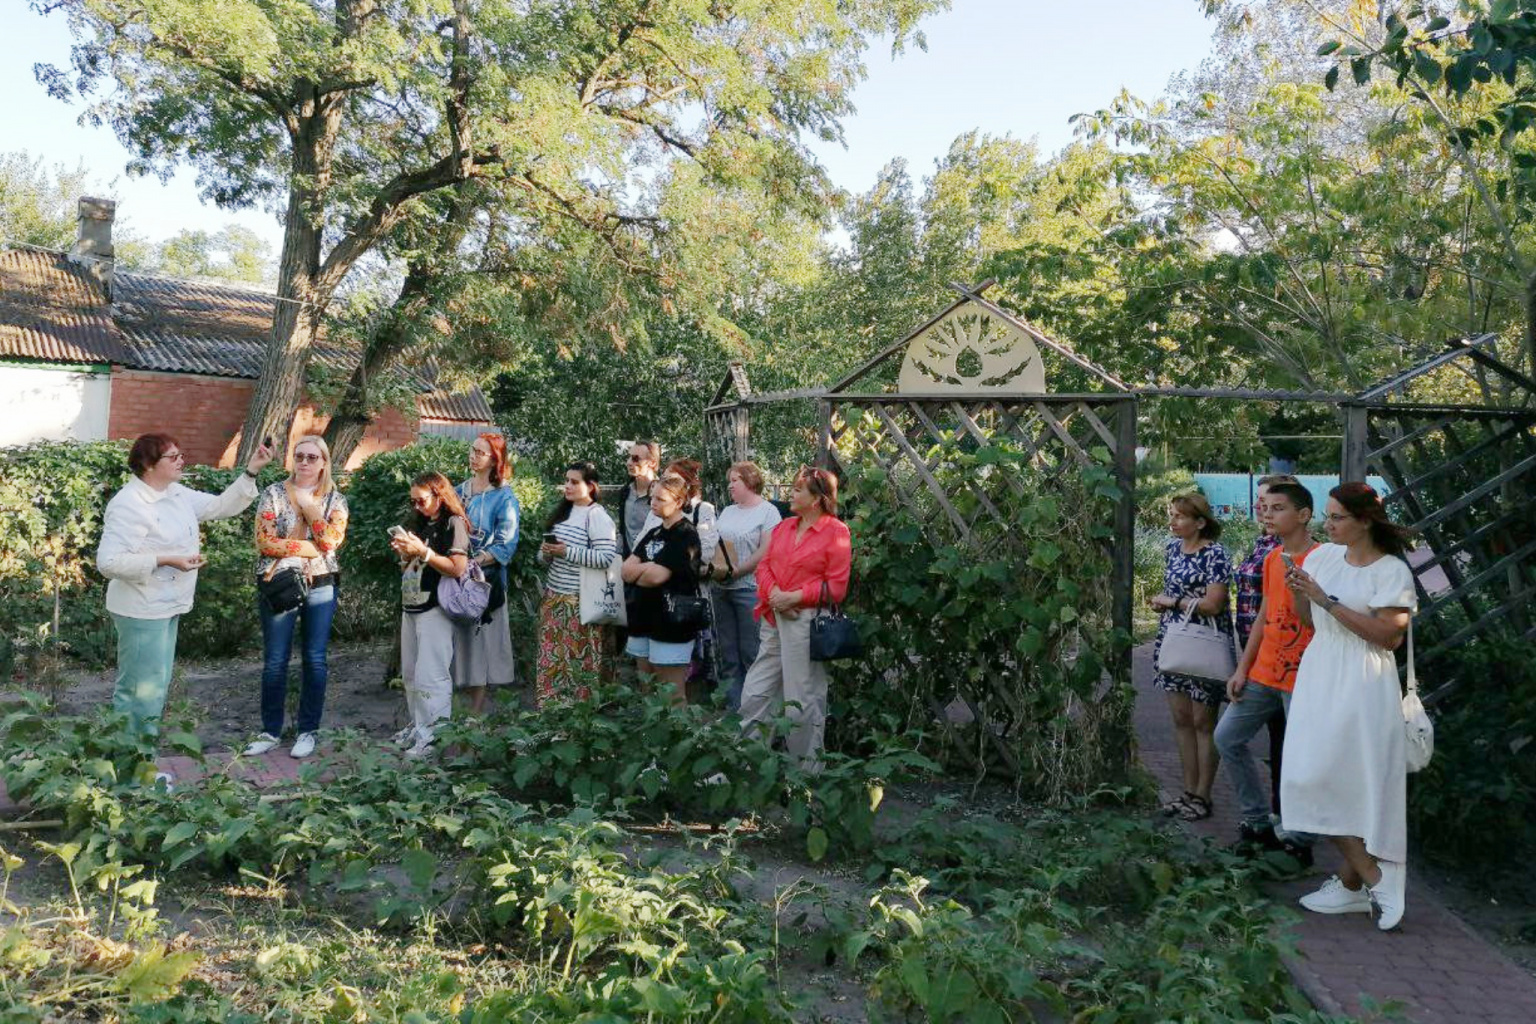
0 438 553 681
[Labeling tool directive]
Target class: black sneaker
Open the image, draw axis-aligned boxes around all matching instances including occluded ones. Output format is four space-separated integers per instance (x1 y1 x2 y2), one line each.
1233 820 1281 855
1278 839 1314 870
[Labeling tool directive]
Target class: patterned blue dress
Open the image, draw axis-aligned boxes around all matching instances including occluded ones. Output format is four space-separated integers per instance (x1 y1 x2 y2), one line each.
1152 538 1235 706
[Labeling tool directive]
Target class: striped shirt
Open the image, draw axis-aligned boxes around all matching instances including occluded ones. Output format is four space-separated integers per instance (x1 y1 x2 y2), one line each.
540 503 618 595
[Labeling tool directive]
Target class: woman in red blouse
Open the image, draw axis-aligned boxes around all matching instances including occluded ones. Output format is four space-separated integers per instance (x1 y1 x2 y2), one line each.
737 465 851 768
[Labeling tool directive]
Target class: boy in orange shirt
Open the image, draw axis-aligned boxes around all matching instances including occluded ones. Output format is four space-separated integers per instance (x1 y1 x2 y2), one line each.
1215 481 1319 859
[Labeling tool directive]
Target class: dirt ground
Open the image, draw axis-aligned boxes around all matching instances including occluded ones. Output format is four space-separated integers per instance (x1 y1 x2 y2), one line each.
53 640 422 750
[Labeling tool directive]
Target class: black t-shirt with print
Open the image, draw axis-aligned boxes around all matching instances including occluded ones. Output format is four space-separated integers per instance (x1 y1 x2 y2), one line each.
629 519 702 643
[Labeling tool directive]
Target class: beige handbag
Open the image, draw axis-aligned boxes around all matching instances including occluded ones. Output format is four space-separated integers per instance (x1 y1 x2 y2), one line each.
1156 606 1237 682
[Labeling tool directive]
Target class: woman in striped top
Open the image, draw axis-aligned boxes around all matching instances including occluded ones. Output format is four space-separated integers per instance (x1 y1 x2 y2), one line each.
535 461 617 704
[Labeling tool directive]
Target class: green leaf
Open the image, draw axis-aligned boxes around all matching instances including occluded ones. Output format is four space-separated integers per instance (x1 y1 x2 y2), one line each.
1351 58 1372 85
402 848 437 891
164 731 202 756
806 826 829 862
1324 66 1340 91
1316 40 1342 56
161 822 199 851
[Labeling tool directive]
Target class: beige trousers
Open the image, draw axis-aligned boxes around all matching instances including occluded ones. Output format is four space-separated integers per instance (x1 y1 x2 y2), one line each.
738 612 827 769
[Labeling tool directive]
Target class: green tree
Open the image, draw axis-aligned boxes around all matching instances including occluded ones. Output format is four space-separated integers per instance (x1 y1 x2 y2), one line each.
34 0 946 462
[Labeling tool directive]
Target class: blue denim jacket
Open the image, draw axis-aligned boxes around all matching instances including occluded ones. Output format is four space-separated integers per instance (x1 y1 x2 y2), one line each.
456 481 520 585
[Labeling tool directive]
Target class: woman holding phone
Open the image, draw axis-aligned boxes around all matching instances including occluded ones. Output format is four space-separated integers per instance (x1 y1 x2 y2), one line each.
97 433 273 755
535 462 618 705
390 472 471 758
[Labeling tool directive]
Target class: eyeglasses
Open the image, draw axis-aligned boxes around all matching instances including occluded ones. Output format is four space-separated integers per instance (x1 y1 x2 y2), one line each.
159 451 185 463
471 448 491 458
293 452 324 464
1324 513 1354 524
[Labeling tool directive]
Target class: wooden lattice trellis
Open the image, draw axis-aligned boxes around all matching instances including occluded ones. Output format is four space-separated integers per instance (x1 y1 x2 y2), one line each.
1342 336 1536 702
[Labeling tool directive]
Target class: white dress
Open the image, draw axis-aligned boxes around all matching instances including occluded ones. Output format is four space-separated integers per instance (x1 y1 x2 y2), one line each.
1280 544 1416 863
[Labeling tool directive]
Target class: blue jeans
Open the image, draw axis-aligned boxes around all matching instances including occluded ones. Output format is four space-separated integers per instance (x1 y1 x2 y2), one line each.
1215 680 1312 844
259 585 337 736
711 585 761 711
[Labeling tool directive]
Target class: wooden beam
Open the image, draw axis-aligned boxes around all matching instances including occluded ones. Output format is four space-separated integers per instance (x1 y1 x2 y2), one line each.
1354 334 1499 401
1381 417 1532 508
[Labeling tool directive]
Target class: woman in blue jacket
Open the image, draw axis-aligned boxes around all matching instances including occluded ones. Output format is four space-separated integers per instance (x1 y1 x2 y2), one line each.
452 433 521 714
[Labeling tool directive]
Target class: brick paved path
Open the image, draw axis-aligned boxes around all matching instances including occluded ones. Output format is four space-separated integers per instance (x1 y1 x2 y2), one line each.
1133 643 1536 1023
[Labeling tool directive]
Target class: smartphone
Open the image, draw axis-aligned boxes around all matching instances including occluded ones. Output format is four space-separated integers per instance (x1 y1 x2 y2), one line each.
543 531 560 545
1280 552 1297 572
262 435 274 450
388 525 407 540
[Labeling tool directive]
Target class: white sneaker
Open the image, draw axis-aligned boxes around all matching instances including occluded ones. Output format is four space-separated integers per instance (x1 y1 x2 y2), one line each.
153 771 175 792
404 735 436 760
391 726 417 748
289 732 317 759
243 733 281 756
701 772 729 787
1369 860 1406 931
1299 875 1372 915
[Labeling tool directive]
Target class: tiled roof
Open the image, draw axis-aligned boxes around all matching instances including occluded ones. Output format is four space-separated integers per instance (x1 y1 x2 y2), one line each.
418 387 494 422
0 247 493 424
0 249 131 364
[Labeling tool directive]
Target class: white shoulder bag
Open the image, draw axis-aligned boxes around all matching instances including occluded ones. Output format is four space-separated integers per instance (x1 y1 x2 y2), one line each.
577 508 626 627
1402 615 1434 773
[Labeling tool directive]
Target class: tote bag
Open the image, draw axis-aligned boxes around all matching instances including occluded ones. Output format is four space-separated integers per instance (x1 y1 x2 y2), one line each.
577 511 626 626
1155 606 1236 682
1403 616 1434 773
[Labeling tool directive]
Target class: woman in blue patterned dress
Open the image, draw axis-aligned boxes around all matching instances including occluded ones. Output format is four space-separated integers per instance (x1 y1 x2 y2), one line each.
1149 492 1234 821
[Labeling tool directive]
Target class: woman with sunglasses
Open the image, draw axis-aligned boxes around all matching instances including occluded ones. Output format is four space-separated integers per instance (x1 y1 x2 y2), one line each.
736 465 851 769
453 433 521 714
96 433 274 755
244 436 350 760
390 472 471 758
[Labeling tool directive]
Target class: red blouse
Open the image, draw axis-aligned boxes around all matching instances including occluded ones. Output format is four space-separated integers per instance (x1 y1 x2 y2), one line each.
754 514 852 625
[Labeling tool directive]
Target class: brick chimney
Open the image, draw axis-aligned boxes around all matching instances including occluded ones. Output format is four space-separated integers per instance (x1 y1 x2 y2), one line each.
70 196 117 301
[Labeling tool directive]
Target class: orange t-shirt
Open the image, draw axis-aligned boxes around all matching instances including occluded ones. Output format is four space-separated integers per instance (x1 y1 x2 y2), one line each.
1248 544 1319 693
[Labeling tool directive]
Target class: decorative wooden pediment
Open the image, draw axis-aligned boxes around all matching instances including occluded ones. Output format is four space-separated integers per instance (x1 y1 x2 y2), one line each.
896 301 1044 394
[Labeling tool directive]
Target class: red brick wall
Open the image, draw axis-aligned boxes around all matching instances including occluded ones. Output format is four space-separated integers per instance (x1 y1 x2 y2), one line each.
107 368 430 469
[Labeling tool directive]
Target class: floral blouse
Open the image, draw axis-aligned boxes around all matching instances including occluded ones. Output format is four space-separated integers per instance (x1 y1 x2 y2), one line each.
255 482 350 580
1234 532 1280 647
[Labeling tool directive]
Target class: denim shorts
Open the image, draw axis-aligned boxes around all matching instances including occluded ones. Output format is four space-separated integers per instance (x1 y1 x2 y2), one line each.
625 635 694 666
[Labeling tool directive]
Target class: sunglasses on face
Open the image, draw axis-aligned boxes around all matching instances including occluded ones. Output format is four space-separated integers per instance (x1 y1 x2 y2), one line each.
293 452 324 464
410 496 434 509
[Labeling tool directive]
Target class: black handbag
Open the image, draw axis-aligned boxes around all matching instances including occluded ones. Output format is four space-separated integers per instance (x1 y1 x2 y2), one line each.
809 580 862 662
259 566 309 614
663 591 710 630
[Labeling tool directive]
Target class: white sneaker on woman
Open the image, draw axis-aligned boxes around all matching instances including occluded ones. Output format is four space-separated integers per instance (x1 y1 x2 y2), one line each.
404 735 436 760
243 733 281 756
1369 860 1407 931
289 732 317 759
1299 875 1372 915
391 726 417 749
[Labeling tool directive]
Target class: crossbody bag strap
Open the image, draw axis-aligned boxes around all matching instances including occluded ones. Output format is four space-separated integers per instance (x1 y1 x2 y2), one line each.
263 485 311 582
1405 613 1417 695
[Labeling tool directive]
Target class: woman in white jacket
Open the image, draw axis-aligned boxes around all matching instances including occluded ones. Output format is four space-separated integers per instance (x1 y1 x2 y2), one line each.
96 433 273 741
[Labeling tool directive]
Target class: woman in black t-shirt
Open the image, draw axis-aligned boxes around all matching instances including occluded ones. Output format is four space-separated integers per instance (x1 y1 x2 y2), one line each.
621 475 702 704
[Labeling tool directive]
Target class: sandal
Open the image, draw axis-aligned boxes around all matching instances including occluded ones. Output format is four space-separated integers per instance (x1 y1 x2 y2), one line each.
1176 794 1213 821
1161 791 1196 816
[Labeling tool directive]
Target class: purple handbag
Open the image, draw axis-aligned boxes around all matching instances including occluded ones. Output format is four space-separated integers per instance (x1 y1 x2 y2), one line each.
437 560 492 625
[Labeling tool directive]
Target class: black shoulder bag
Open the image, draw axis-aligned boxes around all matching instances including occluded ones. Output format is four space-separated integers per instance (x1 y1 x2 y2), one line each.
259 486 326 614
809 579 863 662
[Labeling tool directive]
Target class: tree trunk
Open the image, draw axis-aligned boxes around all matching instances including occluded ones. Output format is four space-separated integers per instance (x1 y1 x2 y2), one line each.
238 88 345 464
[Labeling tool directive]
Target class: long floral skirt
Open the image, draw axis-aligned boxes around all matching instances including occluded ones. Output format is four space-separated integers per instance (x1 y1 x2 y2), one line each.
536 592 606 706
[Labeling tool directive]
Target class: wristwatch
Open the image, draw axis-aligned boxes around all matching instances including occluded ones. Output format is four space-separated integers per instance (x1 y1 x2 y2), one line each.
1322 594 1340 613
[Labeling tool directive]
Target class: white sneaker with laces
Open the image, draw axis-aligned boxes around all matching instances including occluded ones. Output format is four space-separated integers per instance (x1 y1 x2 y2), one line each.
1299 875 1372 915
1369 860 1406 931
404 735 436 760
289 732 317 759
243 733 281 756
392 726 417 748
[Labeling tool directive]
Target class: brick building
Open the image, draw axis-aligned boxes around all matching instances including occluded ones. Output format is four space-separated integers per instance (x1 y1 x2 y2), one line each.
0 198 494 467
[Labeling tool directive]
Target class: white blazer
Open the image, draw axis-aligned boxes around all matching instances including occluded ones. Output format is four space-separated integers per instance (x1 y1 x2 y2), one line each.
96 473 259 619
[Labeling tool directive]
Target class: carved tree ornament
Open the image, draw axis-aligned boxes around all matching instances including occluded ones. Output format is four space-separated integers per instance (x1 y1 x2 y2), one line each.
897 300 1046 394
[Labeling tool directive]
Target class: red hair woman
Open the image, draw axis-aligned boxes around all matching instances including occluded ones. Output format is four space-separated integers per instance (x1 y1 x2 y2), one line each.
453 432 521 714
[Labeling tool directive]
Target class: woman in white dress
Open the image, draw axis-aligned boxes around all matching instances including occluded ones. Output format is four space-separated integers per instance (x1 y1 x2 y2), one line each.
1281 482 1416 931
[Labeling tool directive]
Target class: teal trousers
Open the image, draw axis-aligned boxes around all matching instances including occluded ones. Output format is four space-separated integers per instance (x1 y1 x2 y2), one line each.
110 613 180 738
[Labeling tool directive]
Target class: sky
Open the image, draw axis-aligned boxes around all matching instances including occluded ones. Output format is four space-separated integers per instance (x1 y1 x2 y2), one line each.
0 1 1216 251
